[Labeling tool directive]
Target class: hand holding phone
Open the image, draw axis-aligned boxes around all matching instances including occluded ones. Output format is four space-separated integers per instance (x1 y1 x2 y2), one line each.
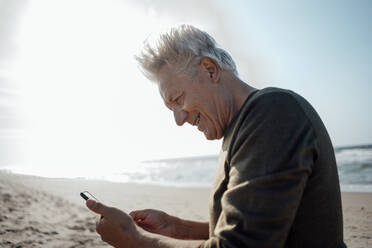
81 191 104 219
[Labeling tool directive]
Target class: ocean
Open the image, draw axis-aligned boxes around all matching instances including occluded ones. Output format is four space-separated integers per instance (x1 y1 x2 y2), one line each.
105 145 372 192
334 145 372 192
1 145 372 192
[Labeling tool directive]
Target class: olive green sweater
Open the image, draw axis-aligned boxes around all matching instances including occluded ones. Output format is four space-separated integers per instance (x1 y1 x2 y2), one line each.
201 88 346 248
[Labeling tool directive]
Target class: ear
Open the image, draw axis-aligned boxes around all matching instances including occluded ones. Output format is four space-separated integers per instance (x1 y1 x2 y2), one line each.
200 57 220 83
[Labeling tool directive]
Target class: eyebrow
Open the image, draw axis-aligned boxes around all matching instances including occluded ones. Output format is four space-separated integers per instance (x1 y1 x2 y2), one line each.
163 93 172 105
161 92 173 110
165 91 180 103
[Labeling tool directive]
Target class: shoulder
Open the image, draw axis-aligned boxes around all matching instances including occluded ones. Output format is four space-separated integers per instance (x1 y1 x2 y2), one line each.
223 87 309 148
226 88 318 177
225 87 316 159
223 87 316 148
247 87 306 111
237 87 310 128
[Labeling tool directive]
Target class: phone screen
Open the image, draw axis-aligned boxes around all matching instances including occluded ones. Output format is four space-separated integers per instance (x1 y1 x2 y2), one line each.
80 191 99 201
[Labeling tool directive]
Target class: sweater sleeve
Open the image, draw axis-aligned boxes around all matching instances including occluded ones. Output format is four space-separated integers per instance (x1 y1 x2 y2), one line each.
201 91 318 248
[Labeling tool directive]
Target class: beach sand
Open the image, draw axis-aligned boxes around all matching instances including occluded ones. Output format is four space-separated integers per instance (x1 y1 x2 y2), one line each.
342 192 372 248
0 171 371 247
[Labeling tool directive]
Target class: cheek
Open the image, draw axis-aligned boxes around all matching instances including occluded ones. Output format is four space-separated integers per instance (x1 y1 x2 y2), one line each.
201 105 218 123
183 97 199 110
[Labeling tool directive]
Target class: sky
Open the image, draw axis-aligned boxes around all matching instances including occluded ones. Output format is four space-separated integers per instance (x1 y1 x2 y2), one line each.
0 0 371 177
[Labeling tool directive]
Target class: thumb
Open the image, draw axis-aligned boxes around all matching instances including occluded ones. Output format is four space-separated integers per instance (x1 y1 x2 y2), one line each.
86 199 109 215
129 210 148 221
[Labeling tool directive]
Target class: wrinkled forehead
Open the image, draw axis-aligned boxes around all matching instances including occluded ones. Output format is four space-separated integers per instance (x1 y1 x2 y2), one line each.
156 68 171 101
156 64 181 101
158 83 170 103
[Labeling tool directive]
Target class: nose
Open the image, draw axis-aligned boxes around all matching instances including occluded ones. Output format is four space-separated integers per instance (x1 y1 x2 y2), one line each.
173 109 187 126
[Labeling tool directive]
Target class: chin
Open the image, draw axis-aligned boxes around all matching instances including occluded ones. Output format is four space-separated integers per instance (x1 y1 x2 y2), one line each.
204 130 223 140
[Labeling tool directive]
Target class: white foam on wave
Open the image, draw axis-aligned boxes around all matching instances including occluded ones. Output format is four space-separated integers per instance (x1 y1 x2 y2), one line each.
340 184 372 193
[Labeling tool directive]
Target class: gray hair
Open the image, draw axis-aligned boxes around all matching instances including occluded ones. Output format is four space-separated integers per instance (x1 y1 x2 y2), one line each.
135 24 238 81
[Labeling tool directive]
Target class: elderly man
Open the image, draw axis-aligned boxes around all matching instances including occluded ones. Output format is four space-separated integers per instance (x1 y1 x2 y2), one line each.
86 25 346 247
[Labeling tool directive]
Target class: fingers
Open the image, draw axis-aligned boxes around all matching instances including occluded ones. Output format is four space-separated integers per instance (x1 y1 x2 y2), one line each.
129 210 148 221
96 215 107 235
86 199 111 216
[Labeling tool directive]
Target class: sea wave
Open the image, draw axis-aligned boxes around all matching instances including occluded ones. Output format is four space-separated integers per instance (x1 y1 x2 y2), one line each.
2 145 372 191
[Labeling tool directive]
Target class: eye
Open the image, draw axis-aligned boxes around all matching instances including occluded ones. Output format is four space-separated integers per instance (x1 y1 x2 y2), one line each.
174 93 183 105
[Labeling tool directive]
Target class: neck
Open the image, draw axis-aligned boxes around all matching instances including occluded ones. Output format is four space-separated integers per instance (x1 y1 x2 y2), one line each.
223 73 257 126
233 78 256 110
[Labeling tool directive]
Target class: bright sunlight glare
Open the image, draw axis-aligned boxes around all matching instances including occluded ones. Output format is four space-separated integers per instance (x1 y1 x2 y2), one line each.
10 0 194 178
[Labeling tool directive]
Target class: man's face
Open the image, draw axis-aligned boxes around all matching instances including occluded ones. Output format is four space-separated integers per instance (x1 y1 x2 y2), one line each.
157 64 226 140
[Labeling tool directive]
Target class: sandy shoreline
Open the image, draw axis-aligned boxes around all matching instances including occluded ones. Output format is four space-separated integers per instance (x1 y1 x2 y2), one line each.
1 171 371 247
342 192 372 247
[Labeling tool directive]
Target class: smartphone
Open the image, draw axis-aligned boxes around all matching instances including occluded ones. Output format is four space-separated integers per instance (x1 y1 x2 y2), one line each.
80 191 99 201
80 191 104 219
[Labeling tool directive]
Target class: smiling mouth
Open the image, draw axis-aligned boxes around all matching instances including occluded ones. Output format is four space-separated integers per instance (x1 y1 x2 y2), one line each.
195 113 200 125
